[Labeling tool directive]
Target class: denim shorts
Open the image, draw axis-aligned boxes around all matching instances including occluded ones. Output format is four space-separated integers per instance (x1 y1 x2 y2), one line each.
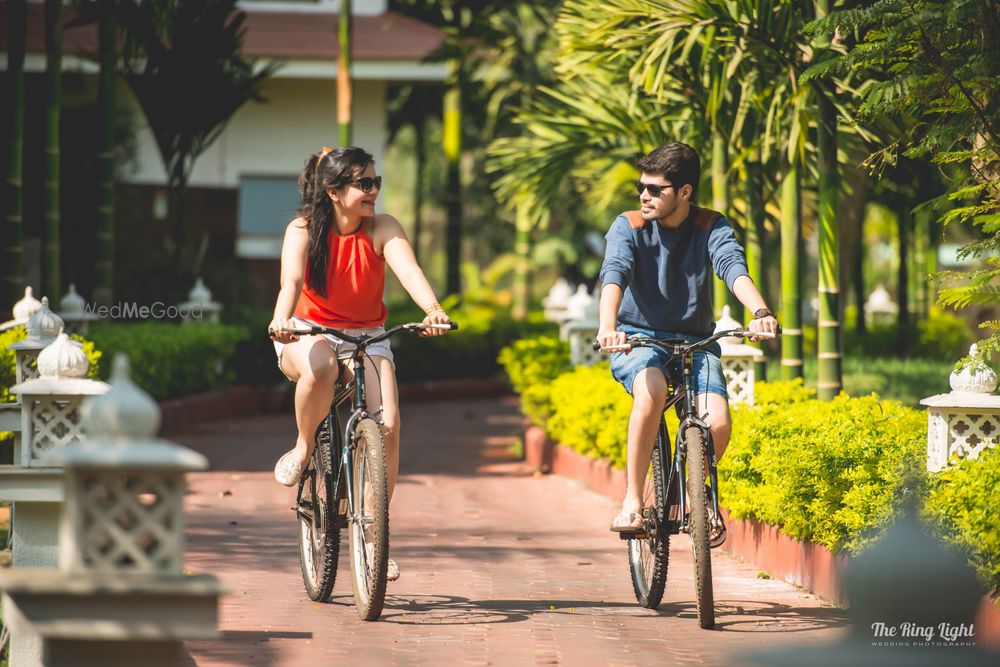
273 317 394 382
609 324 728 399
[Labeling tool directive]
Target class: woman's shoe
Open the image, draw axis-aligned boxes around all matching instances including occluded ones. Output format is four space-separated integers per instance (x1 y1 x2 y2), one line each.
386 558 400 581
274 449 304 486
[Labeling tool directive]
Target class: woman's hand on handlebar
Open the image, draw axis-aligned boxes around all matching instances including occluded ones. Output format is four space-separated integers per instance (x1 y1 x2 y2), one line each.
420 309 451 337
597 328 628 353
268 316 300 344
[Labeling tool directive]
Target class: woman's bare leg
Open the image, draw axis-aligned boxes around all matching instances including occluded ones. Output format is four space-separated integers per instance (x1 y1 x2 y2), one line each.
279 338 339 468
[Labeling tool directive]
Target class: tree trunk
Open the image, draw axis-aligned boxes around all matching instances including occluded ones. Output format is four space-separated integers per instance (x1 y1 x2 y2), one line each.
711 131 738 320
3 0 27 308
43 0 63 300
412 119 425 264
896 204 910 330
93 0 117 306
512 202 532 320
746 156 767 380
780 160 803 380
443 60 462 296
816 90 841 399
338 0 353 146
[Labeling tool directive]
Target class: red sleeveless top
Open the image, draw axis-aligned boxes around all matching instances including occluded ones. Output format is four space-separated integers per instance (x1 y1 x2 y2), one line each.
294 220 387 328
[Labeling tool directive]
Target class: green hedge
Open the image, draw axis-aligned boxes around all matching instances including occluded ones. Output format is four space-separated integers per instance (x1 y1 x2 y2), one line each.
721 384 928 555
87 322 248 399
924 446 1000 593
388 303 556 381
496 335 571 424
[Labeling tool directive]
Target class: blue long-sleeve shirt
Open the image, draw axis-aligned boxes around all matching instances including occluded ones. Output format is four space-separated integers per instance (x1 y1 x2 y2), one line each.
599 206 749 337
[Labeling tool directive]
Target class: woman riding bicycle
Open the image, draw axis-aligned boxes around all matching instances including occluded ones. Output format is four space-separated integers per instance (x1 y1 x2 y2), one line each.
268 146 450 581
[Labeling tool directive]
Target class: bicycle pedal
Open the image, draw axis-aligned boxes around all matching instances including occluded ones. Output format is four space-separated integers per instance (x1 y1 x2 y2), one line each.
338 499 348 515
619 531 648 541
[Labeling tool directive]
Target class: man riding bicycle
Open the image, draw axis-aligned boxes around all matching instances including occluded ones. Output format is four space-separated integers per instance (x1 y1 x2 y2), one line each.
596 142 779 535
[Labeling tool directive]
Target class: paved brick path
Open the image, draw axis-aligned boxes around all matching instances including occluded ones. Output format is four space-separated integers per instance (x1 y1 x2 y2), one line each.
178 397 847 666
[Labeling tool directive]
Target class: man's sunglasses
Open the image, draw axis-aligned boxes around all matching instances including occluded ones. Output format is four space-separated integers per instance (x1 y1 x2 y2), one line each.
348 176 382 193
635 181 678 197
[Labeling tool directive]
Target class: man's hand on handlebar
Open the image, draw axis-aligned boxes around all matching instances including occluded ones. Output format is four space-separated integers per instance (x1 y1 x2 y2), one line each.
597 328 629 353
268 317 299 344
747 313 779 343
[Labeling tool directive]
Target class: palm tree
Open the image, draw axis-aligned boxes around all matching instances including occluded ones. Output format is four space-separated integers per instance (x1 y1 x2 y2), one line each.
3 0 27 308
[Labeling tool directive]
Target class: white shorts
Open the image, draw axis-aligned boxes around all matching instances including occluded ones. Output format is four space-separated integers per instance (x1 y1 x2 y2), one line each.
273 316 394 382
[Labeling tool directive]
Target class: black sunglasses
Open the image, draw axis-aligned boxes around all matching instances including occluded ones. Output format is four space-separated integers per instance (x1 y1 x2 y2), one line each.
348 175 382 193
635 181 678 197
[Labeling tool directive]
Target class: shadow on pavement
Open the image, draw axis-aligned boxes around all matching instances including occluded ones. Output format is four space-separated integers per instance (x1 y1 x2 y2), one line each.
655 598 849 633
183 630 312 666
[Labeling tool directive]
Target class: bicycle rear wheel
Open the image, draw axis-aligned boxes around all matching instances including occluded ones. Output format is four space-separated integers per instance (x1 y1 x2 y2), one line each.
627 435 670 609
685 425 715 629
297 417 340 602
348 417 389 621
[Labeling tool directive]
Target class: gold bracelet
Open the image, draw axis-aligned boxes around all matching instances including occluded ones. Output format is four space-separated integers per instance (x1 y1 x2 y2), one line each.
423 302 444 314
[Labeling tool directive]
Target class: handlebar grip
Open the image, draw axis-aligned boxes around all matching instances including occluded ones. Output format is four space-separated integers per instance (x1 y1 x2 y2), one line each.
592 340 601 351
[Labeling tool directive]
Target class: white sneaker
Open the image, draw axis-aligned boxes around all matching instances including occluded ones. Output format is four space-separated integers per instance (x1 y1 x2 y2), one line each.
386 558 400 581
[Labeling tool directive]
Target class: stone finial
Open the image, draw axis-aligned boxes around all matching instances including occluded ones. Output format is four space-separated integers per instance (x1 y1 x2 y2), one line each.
81 354 161 441
949 343 998 394
12 286 43 320
566 284 594 321
36 331 89 378
714 305 742 345
866 284 898 315
544 278 573 310
25 297 65 340
188 277 212 303
60 284 86 315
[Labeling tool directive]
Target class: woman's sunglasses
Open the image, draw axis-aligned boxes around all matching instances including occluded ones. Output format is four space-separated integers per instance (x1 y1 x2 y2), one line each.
348 176 382 193
635 181 678 197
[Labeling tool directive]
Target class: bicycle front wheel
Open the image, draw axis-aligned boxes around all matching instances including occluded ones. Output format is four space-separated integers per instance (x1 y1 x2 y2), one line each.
627 436 670 609
297 419 340 602
348 417 389 621
685 425 715 629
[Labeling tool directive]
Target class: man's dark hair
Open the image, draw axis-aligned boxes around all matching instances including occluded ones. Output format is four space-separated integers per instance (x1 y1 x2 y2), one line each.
636 142 700 201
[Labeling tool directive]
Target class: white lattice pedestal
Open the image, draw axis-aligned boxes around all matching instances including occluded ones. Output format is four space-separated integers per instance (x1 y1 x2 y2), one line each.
715 307 765 405
0 354 222 667
921 393 1000 472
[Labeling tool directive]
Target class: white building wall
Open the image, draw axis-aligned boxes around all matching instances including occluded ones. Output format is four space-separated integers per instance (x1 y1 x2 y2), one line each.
120 77 388 188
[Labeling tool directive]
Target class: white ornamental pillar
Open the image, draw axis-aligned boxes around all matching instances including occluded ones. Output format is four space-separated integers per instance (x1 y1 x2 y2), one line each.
0 354 222 667
177 277 222 324
0 286 43 332
542 278 573 325
921 343 1000 472
565 286 603 366
715 306 765 405
58 284 99 335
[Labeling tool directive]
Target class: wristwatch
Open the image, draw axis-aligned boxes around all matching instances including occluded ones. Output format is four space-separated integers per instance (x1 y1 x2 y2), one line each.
753 307 774 320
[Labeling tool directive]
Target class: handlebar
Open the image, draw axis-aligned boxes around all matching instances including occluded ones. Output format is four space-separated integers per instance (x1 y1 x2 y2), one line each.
592 326 781 354
268 321 458 345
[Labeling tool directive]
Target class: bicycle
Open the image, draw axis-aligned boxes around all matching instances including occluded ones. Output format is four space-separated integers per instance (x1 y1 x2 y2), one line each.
270 320 457 621
596 327 778 629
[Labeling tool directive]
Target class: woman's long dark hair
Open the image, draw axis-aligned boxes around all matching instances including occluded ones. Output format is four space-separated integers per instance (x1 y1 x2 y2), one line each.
297 146 374 298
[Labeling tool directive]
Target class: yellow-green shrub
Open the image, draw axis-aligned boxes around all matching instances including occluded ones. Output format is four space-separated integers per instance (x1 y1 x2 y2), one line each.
722 392 927 554
923 446 1000 592
497 335 571 425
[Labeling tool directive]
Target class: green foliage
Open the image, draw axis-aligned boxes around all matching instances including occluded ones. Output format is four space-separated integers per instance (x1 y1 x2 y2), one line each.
810 0 1000 379
388 301 557 382
722 393 928 554
924 446 1000 592
497 334 571 425
753 378 815 405
546 364 633 468
86 322 248 399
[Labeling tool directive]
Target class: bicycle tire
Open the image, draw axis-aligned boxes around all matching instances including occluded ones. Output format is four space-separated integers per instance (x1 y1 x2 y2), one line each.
627 439 670 608
685 425 715 629
348 417 389 621
297 418 340 602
